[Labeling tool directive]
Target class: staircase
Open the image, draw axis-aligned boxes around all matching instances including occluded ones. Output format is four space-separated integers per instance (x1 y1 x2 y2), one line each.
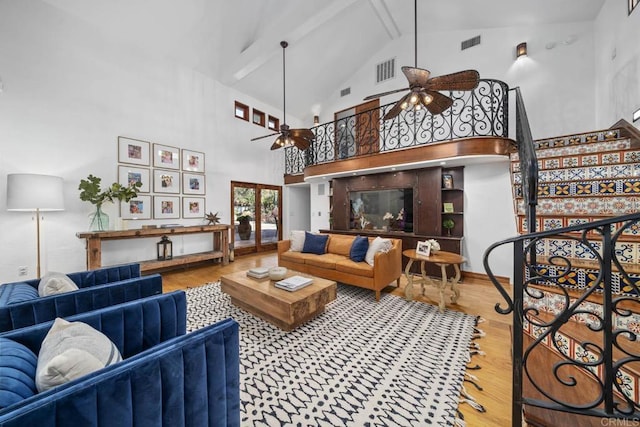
506 123 640 426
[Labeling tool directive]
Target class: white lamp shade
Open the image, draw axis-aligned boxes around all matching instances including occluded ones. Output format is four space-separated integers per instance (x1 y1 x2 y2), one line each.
7 174 65 211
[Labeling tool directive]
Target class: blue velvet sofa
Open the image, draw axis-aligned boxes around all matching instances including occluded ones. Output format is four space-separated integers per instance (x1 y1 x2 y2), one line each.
0 291 240 426
0 264 163 333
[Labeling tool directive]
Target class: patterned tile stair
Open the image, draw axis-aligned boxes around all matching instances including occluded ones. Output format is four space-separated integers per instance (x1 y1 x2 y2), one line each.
511 125 640 299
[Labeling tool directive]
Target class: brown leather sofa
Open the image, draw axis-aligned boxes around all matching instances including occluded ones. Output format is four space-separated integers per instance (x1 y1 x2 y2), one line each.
277 233 402 300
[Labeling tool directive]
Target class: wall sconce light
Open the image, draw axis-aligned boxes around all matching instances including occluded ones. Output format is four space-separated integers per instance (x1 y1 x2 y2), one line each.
516 42 527 59
313 115 319 126
157 235 173 260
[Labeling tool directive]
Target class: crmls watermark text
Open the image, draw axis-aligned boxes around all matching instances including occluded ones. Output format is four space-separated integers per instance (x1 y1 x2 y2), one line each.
600 419 640 427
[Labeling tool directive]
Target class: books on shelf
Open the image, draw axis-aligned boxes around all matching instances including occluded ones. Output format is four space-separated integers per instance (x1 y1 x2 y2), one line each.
275 275 313 291
246 267 269 279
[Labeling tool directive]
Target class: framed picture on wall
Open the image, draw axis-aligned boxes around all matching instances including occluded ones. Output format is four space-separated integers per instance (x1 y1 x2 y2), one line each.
118 165 150 193
153 143 180 169
181 149 205 173
121 195 152 220
154 196 180 220
182 172 205 195
153 169 181 194
118 136 150 166
183 197 205 219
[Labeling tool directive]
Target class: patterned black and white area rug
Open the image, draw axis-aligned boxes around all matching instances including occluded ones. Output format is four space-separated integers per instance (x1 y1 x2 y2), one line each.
186 282 480 426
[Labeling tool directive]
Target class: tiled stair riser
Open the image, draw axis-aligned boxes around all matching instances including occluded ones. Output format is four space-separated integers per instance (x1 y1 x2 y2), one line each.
533 129 620 149
525 236 640 263
513 163 640 184
521 297 639 404
514 179 640 199
512 149 640 173
524 262 639 296
511 138 631 162
519 217 640 236
515 197 638 216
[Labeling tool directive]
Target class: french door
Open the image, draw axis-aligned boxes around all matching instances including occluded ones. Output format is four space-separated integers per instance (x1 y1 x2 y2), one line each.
231 181 282 256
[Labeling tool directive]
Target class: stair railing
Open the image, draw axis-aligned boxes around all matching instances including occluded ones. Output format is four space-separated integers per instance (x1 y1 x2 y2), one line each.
284 78 509 175
484 213 640 425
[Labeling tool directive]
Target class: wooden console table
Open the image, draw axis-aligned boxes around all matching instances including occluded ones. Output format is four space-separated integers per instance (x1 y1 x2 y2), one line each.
77 225 230 272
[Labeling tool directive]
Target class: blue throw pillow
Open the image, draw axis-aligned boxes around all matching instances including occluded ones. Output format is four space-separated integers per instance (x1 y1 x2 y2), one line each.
302 232 329 255
0 338 38 409
0 283 39 306
349 236 369 262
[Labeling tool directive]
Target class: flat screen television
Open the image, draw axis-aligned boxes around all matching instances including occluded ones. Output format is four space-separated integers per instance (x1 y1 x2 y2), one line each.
349 188 413 232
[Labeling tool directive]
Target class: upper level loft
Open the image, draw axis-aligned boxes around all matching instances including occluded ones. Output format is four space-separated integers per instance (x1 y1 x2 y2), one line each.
283 78 516 184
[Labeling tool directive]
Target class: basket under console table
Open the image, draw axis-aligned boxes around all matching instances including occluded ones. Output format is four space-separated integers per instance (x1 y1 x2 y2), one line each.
76 224 230 272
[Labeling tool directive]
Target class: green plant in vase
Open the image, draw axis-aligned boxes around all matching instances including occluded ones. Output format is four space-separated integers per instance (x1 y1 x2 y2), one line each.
442 218 455 236
79 174 141 231
236 211 253 240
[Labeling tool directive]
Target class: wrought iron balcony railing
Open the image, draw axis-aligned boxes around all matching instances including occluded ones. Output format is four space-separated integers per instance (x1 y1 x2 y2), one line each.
284 78 510 176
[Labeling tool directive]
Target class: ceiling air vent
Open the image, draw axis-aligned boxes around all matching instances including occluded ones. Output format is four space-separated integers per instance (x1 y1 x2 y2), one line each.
461 35 481 51
340 87 351 97
376 58 395 83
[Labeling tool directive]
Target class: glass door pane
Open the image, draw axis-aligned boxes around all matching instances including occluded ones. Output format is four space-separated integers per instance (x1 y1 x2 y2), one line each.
260 189 279 245
233 185 255 249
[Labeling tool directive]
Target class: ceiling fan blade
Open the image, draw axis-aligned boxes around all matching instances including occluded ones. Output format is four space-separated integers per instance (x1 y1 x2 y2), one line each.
290 135 311 151
402 66 431 87
270 136 284 150
363 87 410 100
251 132 280 142
424 90 454 115
426 69 480 91
383 93 411 120
289 128 315 140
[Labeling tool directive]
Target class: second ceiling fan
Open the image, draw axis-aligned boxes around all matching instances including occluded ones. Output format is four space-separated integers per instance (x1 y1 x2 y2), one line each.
364 0 480 120
251 41 314 151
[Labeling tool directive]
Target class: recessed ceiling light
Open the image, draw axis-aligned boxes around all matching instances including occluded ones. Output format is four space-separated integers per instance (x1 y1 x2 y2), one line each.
545 42 557 50
391 167 396 171
440 161 447 165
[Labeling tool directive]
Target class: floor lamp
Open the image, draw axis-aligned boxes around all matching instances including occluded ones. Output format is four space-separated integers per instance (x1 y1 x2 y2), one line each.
6 173 65 278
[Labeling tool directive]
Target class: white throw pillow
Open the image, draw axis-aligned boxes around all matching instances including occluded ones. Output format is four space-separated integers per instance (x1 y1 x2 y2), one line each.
289 230 306 252
35 318 122 392
365 237 392 266
38 272 79 297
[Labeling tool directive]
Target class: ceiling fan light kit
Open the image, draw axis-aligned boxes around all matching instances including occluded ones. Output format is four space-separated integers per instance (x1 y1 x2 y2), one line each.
250 41 314 151
363 0 480 121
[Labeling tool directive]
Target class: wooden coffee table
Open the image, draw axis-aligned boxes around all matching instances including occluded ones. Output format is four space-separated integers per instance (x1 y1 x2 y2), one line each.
220 270 337 331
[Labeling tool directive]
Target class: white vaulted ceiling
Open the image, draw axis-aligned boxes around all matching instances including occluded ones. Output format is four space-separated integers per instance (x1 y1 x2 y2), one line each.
39 0 605 119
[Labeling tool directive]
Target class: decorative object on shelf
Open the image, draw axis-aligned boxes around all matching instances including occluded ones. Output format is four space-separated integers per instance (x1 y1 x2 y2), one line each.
385 208 405 231
443 202 454 213
442 174 454 189
443 218 455 236
416 241 431 257
237 211 252 240
426 239 441 253
269 266 288 281
205 211 221 225
78 174 141 231
6 173 65 278
156 235 173 260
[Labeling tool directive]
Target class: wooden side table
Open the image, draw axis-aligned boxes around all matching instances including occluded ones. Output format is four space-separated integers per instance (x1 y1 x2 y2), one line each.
402 249 466 312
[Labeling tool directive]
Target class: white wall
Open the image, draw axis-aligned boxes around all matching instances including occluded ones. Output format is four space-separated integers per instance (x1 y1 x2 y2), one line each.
283 185 311 237
0 1 295 281
594 0 640 128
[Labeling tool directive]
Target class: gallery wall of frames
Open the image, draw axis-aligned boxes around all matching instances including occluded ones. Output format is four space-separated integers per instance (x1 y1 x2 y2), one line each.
117 136 206 221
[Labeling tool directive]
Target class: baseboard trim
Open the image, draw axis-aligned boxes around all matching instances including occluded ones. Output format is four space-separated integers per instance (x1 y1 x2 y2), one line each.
462 270 510 286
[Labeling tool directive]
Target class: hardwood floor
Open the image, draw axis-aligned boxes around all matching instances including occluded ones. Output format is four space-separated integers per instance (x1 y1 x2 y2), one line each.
161 251 513 426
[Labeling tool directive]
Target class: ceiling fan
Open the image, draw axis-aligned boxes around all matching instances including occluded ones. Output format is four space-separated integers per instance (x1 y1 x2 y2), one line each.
364 0 480 120
251 41 315 151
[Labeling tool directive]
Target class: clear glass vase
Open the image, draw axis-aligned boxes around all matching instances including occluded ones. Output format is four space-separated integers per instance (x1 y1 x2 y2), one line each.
89 204 109 231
